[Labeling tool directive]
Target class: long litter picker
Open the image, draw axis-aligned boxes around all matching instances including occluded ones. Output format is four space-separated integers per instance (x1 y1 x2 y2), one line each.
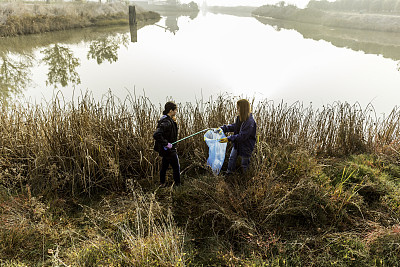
164 128 210 150
171 128 211 145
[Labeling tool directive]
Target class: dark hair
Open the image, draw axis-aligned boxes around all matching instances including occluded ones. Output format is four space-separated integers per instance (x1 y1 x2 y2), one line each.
163 101 177 115
237 99 251 122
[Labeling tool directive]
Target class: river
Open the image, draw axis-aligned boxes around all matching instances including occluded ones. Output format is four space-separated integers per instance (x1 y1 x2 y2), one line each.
1 11 400 115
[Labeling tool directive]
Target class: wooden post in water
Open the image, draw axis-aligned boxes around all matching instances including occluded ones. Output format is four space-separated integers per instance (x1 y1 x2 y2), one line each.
129 6 137 25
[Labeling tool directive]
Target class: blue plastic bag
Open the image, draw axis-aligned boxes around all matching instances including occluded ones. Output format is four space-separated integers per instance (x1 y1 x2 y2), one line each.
204 129 227 175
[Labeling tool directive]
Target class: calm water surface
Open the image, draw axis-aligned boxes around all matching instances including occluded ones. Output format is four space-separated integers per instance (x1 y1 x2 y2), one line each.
1 12 400 115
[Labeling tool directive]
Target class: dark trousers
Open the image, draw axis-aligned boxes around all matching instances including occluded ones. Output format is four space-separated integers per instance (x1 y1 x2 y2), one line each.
227 147 250 174
160 151 181 185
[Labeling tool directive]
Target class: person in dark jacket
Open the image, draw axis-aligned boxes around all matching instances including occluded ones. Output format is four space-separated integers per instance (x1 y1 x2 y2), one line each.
153 101 180 187
219 99 257 175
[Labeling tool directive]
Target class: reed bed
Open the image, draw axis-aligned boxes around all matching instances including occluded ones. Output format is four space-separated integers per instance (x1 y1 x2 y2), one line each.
1 92 400 265
1 92 400 196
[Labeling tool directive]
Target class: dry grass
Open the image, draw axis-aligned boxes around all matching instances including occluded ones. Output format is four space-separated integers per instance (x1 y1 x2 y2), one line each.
1 93 400 195
172 152 400 265
0 2 160 36
0 184 187 266
66 187 186 266
1 92 400 265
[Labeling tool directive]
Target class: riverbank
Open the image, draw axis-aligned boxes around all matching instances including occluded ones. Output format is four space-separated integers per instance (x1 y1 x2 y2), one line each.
133 1 199 13
0 93 399 265
206 5 256 17
255 16 400 61
0 2 160 37
252 5 400 33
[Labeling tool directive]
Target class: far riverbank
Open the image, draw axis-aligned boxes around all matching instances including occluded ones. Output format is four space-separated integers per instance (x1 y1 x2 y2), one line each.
0 2 159 37
253 5 400 33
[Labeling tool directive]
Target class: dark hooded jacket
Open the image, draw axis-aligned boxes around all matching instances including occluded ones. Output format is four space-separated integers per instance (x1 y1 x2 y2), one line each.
221 113 257 158
153 115 178 156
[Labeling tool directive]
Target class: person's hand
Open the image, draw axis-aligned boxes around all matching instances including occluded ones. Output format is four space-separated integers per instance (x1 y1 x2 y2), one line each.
219 137 228 143
214 128 222 134
164 143 173 150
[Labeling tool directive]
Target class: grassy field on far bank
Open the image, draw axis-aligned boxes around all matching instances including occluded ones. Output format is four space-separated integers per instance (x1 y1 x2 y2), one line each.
253 5 400 33
0 93 400 265
0 2 160 37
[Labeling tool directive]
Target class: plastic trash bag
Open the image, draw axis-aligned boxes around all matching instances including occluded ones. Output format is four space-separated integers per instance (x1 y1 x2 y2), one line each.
204 129 227 175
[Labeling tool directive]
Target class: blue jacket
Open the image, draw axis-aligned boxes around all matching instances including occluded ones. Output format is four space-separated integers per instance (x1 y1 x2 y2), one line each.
221 113 257 157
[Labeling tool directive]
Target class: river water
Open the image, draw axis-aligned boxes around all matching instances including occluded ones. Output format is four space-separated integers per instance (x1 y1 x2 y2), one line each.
1 11 400 115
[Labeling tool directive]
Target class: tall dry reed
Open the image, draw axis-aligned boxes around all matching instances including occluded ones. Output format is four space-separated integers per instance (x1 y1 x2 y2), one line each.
0 92 399 196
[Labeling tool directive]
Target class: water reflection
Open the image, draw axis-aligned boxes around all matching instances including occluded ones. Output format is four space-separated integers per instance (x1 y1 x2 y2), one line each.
0 21 160 100
130 24 138 43
41 44 81 88
0 26 142 94
155 11 198 34
188 11 198 20
0 13 399 109
0 53 33 99
0 26 130 57
255 16 400 62
165 14 179 34
87 34 129 64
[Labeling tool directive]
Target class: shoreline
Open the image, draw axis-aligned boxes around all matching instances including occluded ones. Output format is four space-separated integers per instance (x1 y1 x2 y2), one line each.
252 5 400 33
254 15 400 61
0 2 160 37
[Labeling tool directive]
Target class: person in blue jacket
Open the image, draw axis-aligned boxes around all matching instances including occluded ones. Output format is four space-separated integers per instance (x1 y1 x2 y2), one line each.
219 99 257 175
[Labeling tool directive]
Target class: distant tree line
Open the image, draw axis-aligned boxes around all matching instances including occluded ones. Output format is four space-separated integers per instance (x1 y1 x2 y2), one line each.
307 0 400 13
